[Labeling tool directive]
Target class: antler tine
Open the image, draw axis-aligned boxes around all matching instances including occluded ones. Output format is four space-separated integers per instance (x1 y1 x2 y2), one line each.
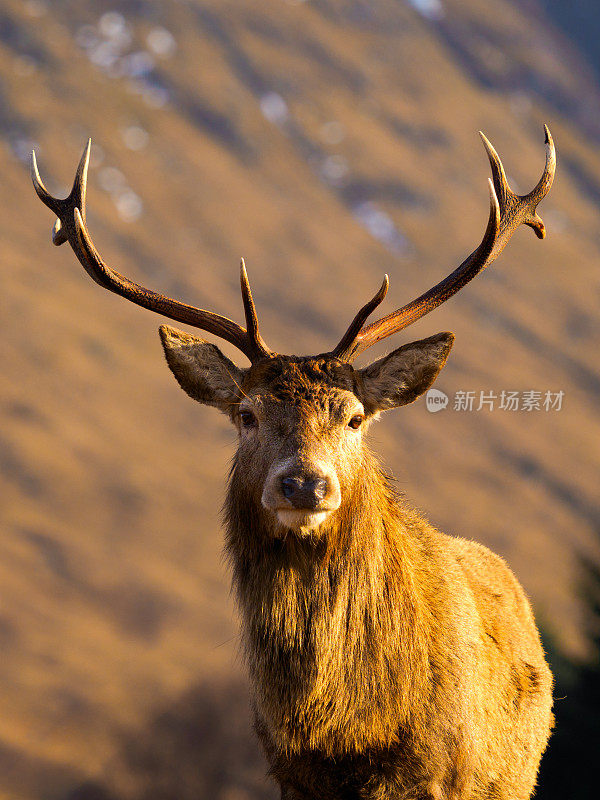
479 130 510 210
240 258 272 361
31 148 68 218
330 275 389 360
536 124 556 197
32 142 273 364
336 125 554 362
525 123 555 237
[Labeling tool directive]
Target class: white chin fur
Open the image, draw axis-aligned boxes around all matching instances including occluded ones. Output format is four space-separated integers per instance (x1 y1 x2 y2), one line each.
276 509 330 531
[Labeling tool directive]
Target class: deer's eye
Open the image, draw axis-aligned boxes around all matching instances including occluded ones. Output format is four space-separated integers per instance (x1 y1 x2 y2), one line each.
240 410 257 428
348 414 364 430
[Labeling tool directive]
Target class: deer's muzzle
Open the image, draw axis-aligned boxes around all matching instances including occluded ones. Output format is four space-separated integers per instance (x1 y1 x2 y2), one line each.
261 458 341 531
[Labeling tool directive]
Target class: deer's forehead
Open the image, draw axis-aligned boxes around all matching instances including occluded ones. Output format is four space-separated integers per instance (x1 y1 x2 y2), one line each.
243 358 357 395
240 358 361 419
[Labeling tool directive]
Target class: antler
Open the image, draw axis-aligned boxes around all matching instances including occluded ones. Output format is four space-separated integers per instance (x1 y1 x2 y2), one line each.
31 141 272 363
331 125 556 362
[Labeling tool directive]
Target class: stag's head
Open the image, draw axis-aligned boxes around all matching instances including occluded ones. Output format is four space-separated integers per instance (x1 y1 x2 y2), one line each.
31 127 555 534
159 324 453 533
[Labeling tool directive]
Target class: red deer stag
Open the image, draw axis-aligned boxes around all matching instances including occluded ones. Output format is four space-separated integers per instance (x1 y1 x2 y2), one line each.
32 126 556 800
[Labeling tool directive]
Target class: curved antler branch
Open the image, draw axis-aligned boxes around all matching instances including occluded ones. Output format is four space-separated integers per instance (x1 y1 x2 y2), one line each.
481 124 555 253
330 275 389 360
31 142 273 363
331 125 555 362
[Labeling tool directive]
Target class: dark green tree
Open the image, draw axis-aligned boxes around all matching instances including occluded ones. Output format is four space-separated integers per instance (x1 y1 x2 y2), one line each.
536 558 600 797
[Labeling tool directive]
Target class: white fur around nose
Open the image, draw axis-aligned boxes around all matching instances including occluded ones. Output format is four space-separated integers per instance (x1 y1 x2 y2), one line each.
276 509 330 531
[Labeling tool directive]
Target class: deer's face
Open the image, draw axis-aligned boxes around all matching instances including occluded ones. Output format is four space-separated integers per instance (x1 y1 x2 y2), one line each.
159 327 454 534
235 360 367 532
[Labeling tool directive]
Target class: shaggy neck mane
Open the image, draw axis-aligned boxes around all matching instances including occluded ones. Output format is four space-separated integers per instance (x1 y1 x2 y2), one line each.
224 449 438 757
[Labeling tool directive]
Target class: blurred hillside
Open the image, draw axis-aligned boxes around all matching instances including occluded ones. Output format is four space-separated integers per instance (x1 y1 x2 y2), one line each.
0 0 599 797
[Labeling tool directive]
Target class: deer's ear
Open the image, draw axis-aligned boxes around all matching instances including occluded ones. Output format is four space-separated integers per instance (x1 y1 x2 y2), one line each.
159 325 244 413
357 332 454 414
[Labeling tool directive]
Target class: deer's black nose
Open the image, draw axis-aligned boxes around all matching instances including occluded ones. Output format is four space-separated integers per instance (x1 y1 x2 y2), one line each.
281 476 328 509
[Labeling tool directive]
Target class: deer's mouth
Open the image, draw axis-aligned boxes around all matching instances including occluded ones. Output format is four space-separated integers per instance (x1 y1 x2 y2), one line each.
275 508 332 531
